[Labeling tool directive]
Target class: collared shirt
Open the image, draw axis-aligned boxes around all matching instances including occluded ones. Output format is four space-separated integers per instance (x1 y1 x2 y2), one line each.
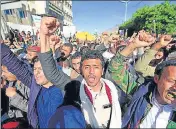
140 90 173 128
85 81 111 127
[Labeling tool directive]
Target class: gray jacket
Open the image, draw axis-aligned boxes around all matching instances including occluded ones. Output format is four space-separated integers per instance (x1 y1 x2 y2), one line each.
7 81 30 118
38 51 71 92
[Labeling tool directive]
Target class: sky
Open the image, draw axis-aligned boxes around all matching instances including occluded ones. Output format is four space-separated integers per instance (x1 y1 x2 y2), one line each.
72 1 176 34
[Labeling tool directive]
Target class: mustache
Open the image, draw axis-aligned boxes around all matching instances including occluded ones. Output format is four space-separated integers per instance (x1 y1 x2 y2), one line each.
88 75 96 78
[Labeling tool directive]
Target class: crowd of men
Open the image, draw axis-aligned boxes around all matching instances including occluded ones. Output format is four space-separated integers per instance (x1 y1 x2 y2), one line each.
1 16 176 129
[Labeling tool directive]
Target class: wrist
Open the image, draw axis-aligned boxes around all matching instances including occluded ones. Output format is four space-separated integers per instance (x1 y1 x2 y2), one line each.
128 42 137 50
152 42 163 51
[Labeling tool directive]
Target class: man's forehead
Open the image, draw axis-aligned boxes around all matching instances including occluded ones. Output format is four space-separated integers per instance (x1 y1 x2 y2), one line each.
82 59 102 65
72 58 81 62
34 61 42 67
163 66 176 77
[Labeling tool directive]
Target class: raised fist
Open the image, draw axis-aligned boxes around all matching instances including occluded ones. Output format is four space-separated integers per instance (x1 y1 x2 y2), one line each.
164 35 172 41
49 35 61 48
138 31 153 43
158 35 172 47
40 17 60 36
130 30 156 48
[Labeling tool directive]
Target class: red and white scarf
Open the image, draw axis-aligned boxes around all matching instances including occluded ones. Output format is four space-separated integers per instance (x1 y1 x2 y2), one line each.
80 78 122 128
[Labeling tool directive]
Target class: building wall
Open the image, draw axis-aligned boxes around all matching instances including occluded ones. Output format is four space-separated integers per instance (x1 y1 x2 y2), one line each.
1 1 65 32
63 0 73 26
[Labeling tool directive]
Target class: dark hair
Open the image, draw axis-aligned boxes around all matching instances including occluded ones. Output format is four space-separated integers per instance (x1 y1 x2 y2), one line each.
71 52 82 60
155 59 176 77
72 44 77 49
32 56 39 64
63 43 73 53
81 50 105 68
80 46 90 55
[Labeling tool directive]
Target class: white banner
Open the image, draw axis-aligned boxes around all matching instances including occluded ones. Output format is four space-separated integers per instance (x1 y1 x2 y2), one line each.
63 26 76 38
32 15 42 29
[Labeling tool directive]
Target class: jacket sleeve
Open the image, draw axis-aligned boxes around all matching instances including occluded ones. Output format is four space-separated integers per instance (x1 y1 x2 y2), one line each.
135 49 157 77
10 93 28 112
108 52 137 94
38 51 71 91
1 44 32 88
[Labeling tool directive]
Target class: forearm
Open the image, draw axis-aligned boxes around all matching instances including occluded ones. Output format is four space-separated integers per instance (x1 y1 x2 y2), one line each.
1 44 32 87
135 49 157 77
120 43 136 57
151 42 163 51
108 52 137 94
38 51 71 91
40 34 50 53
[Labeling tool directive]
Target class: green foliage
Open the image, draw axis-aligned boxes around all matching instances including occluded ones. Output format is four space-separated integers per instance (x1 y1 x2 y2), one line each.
119 1 176 35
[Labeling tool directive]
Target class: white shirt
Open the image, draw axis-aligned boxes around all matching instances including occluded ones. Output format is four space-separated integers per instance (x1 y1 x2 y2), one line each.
140 91 173 128
102 51 114 61
87 82 111 127
62 67 72 76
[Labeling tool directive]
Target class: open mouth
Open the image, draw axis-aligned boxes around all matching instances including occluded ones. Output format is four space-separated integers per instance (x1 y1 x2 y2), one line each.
168 90 176 99
88 75 96 83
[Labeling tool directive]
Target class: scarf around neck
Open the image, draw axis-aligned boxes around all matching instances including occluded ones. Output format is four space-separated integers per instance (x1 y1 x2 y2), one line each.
80 78 122 128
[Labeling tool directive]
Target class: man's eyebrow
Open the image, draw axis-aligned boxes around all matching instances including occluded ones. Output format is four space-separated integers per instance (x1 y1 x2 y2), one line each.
167 77 176 81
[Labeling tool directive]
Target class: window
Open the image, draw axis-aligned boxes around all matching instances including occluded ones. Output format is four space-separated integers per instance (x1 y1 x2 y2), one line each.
17 8 26 18
4 9 13 15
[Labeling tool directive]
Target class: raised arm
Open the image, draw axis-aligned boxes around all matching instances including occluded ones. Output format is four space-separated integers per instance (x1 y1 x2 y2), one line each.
135 35 173 77
108 30 156 94
1 43 32 88
38 17 71 91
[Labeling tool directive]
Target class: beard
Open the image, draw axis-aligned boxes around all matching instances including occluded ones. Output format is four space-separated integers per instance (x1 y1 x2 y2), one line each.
149 58 163 67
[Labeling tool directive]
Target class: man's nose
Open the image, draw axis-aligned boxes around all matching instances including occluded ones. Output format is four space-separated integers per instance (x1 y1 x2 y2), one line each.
89 67 94 74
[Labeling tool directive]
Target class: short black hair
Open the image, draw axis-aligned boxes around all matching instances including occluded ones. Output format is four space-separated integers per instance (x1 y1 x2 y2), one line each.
72 44 77 49
63 43 73 52
71 52 82 60
80 46 90 55
81 50 105 68
155 59 176 77
32 56 39 64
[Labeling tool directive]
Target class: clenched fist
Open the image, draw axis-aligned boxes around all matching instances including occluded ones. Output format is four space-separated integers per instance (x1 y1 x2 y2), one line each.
158 35 173 47
49 35 61 48
6 87 17 97
40 17 60 36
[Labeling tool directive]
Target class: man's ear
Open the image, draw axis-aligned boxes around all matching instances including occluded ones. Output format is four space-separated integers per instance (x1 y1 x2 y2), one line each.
154 75 159 84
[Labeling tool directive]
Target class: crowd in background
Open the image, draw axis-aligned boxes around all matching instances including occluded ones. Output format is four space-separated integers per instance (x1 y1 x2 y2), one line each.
1 17 176 129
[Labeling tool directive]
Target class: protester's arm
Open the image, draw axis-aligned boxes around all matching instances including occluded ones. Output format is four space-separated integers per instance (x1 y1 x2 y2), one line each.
1 44 32 88
38 51 71 91
135 49 157 77
38 17 71 91
108 31 156 94
108 51 138 94
135 35 173 77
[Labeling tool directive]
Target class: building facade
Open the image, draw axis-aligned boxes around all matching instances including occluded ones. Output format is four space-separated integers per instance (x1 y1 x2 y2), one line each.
1 0 65 34
63 1 73 26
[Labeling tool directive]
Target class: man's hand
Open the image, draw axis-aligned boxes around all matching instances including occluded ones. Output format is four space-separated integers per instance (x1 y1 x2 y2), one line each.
131 31 156 48
152 35 173 51
40 17 60 53
120 30 155 57
157 35 172 47
40 17 60 36
6 87 17 97
49 35 61 48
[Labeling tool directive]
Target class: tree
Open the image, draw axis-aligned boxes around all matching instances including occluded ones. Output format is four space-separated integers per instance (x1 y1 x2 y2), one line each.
120 1 176 36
